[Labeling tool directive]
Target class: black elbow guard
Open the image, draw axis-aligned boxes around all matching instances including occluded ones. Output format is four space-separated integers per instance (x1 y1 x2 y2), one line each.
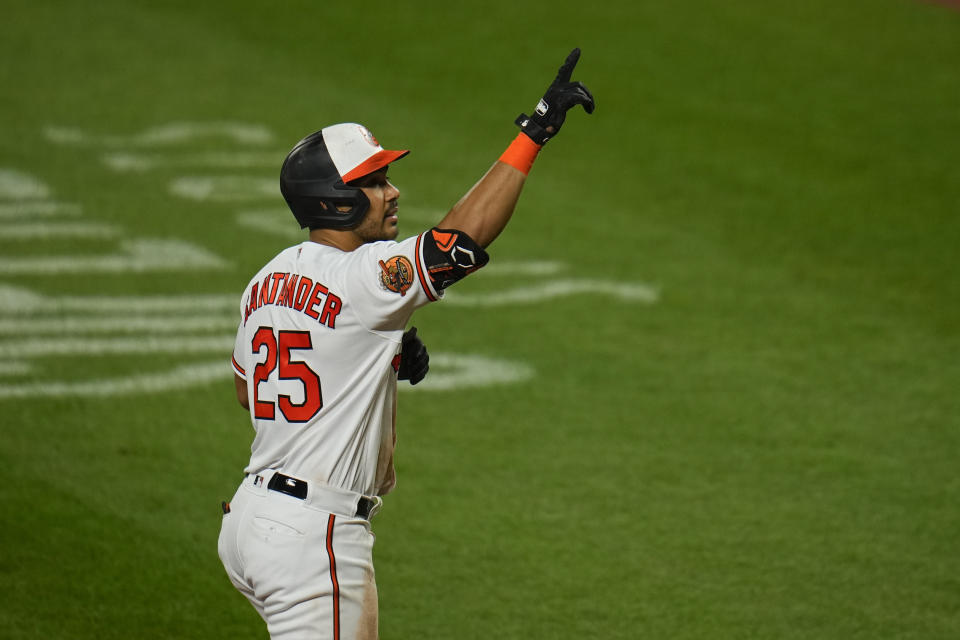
422 228 489 291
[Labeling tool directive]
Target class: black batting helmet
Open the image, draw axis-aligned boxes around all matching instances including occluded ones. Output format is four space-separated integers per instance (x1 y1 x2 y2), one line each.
280 123 409 230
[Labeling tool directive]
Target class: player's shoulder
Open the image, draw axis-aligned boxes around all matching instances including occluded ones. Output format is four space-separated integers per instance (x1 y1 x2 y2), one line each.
359 234 421 255
339 234 430 300
339 234 423 271
359 234 427 266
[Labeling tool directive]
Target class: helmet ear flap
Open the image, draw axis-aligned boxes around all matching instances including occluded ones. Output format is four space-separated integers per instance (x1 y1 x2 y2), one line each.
297 190 371 230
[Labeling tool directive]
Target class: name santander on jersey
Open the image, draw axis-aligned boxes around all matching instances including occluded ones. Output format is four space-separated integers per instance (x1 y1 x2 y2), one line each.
242 271 342 329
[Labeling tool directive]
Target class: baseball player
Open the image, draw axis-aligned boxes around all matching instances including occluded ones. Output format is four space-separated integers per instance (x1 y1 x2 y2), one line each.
218 48 594 639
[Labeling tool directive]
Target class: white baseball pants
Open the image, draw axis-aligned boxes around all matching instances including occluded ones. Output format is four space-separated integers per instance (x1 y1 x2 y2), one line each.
218 472 381 640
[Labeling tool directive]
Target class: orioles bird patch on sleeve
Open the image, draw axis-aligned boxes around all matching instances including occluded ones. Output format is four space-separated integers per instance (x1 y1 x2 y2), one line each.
378 255 414 296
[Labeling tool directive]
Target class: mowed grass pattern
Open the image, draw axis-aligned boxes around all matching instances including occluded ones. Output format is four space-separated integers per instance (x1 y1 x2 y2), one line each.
1 1 958 638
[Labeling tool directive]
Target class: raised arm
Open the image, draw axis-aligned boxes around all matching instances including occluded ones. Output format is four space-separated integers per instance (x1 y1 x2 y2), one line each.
437 161 527 249
437 48 595 248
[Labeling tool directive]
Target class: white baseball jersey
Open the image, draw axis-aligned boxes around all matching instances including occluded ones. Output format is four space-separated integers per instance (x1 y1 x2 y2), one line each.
231 229 482 497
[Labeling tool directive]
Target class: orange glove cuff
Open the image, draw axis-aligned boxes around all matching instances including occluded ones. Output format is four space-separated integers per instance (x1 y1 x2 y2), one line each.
498 133 542 176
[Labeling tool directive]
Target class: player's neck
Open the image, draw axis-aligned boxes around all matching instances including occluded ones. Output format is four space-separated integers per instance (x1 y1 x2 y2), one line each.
309 228 363 252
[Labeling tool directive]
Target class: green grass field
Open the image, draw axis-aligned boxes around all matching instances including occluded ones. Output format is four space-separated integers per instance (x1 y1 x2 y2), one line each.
2 1 959 638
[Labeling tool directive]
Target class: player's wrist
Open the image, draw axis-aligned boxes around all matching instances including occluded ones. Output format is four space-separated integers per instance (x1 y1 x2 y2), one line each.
498 133 542 176
515 114 552 146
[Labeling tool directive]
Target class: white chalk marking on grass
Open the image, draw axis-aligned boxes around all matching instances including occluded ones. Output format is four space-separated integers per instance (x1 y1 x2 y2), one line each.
44 122 274 147
235 210 302 239
0 285 237 315
0 221 119 240
103 151 284 172
0 169 51 200
0 335 234 358
0 361 31 377
0 286 47 312
442 279 660 307
0 314 236 335
479 261 566 277
400 353 535 392
0 201 82 219
170 176 277 201
0 361 229 399
0 239 228 275
0 350 535 399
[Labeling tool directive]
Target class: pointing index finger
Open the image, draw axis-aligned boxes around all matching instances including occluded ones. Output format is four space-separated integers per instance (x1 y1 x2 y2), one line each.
555 47 581 84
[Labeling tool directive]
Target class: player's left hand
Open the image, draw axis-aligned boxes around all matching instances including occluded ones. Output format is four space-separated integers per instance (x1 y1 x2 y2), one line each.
516 47 596 145
398 326 429 385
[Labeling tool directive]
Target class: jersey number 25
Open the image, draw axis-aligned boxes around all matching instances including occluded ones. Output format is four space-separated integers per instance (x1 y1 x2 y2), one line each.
251 327 323 422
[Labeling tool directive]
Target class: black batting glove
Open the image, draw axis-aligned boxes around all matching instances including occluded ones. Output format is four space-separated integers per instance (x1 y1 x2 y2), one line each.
516 47 596 145
398 327 429 385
